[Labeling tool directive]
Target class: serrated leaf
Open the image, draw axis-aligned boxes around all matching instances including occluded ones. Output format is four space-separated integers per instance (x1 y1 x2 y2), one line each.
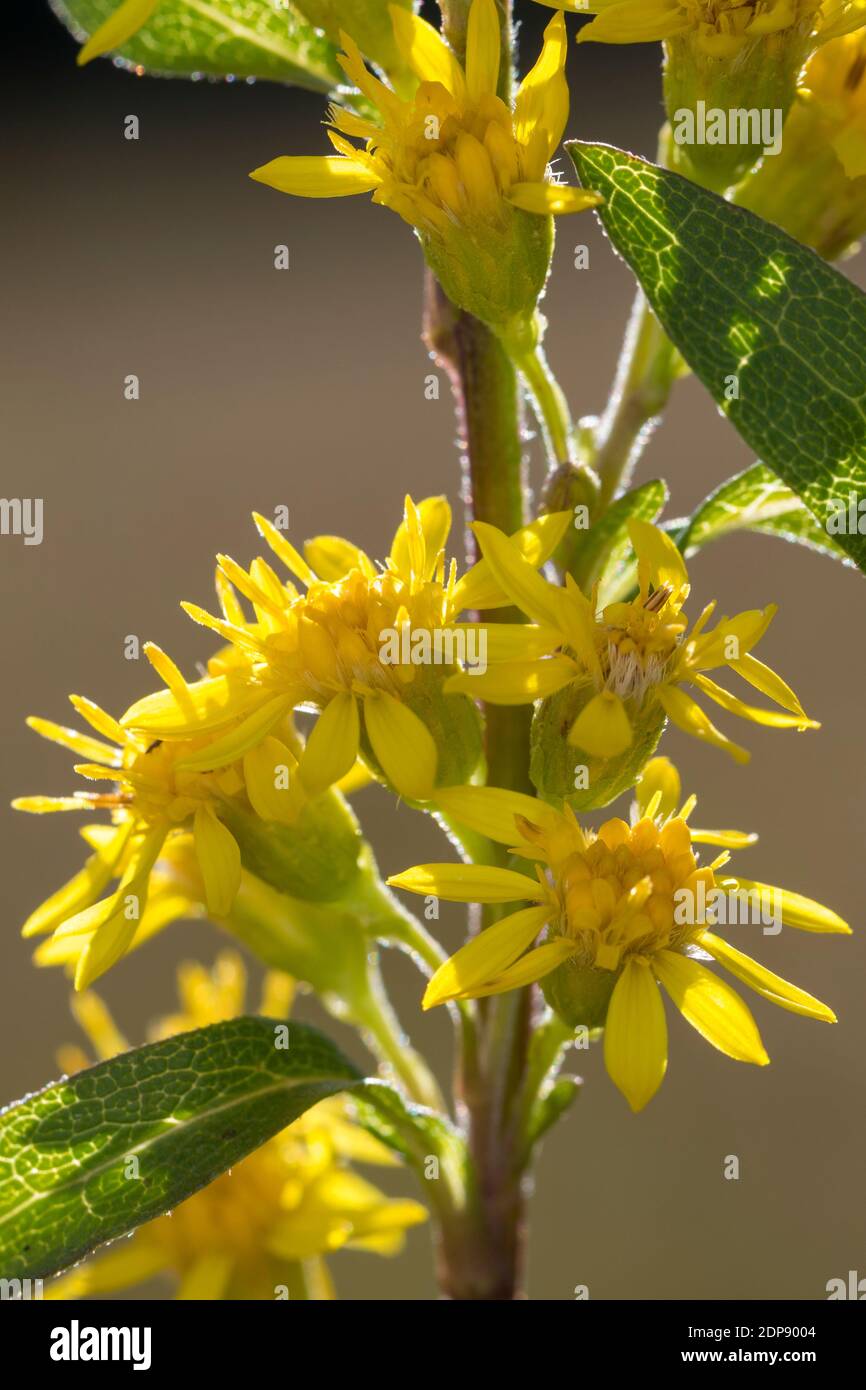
576 479 668 604
0 1017 445 1279
568 142 866 573
681 463 851 564
49 0 345 90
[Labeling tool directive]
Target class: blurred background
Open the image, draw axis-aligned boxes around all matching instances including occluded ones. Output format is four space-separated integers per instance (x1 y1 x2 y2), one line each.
2 2 864 1301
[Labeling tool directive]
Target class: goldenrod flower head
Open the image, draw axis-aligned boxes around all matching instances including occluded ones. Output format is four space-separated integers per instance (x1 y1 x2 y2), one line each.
121 498 571 802
11 677 266 989
389 761 849 1111
538 0 866 187
738 31 866 256
50 954 427 1300
250 0 602 325
446 517 818 805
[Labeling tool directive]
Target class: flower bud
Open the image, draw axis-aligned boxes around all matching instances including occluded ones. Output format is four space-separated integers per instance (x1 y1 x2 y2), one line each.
530 680 667 811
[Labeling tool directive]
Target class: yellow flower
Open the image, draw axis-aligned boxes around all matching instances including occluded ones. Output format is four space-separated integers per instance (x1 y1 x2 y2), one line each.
120 497 570 802
11 672 264 988
49 954 427 1300
388 759 849 1111
543 0 866 54
76 0 162 66
539 0 866 187
250 0 601 325
446 517 817 769
737 32 866 257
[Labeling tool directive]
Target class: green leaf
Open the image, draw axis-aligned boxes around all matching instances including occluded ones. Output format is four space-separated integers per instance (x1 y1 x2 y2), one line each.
0 1017 447 1279
568 141 866 573
575 479 668 604
49 0 345 91
681 463 851 564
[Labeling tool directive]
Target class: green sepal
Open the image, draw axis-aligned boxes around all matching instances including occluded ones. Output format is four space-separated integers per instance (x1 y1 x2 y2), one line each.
530 681 666 811
542 959 617 1032
219 786 363 902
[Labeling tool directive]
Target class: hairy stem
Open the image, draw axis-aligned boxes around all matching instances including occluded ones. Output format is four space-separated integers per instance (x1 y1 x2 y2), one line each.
423 152 537 1302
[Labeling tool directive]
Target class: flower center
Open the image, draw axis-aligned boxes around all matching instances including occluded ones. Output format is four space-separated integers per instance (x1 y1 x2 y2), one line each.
599 590 686 701
545 814 708 972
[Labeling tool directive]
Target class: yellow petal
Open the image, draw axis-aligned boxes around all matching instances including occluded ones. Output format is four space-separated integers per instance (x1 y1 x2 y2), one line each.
445 655 576 703
176 696 294 771
720 877 850 934
434 784 562 846
300 693 361 796
514 12 569 152
469 937 576 996
578 1 691 44
363 692 437 801
77 0 160 65
509 182 603 215
74 825 167 989
387 862 546 904
699 932 837 1023
656 683 750 764
423 905 552 1008
243 736 301 825
628 517 689 596
389 6 466 98
249 156 380 198
654 950 769 1065
389 495 451 581
194 806 241 917
691 673 819 730
123 675 267 738
727 651 808 717
472 521 568 629
13 796 96 813
26 716 120 764
635 756 681 821
568 690 632 756
68 695 127 746
452 510 571 611
454 622 562 662
252 512 316 586
689 828 758 849
691 606 776 670
465 0 501 100
604 959 668 1111
304 535 375 582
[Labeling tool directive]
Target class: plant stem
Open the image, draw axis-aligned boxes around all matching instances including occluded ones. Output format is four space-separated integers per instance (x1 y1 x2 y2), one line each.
353 963 447 1114
423 210 536 1306
506 329 574 466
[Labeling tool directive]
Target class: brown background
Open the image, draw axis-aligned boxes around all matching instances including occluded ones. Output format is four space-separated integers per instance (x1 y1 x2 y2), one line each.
2 4 864 1300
